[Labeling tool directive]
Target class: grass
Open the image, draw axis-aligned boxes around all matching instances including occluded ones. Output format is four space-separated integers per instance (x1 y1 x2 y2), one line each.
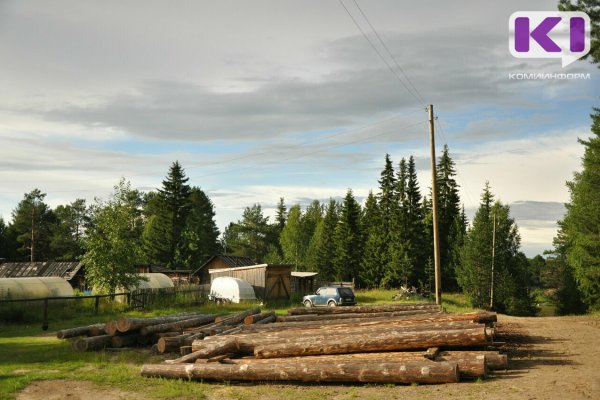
0 290 476 399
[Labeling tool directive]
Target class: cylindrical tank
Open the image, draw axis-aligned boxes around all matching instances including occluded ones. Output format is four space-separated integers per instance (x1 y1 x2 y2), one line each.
0 277 74 300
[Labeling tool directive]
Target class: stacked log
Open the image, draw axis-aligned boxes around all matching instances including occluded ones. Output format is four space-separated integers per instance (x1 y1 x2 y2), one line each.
57 308 262 353
141 303 507 385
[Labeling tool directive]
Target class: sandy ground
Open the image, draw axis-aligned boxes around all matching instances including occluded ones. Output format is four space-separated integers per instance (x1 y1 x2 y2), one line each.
16 314 600 400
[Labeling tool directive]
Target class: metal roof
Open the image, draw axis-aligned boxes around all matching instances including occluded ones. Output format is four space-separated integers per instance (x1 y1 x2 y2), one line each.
193 255 256 275
291 271 319 278
0 262 83 281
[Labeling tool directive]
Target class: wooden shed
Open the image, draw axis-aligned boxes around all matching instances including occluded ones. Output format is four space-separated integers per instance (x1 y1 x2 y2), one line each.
208 264 292 301
192 255 256 284
291 271 319 295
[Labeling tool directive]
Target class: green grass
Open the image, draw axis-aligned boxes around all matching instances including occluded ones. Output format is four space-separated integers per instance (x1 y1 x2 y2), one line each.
0 290 478 399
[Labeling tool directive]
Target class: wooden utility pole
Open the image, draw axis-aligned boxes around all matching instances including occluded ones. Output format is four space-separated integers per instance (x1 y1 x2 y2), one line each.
489 211 496 309
31 205 35 262
429 104 442 305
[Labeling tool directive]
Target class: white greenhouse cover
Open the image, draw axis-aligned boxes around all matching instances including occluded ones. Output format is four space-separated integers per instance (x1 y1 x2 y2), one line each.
0 277 74 300
209 277 256 303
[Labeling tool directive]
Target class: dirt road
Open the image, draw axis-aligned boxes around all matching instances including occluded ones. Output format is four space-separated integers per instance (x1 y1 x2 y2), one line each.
17 314 600 400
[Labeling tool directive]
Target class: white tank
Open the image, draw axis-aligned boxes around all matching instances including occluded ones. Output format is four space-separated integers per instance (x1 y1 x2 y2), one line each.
0 277 74 300
209 277 256 303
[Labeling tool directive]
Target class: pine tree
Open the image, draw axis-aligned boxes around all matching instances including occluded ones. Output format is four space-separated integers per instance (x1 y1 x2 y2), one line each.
51 199 88 261
224 204 272 262
280 205 307 270
334 190 362 283
559 108 600 310
11 189 58 261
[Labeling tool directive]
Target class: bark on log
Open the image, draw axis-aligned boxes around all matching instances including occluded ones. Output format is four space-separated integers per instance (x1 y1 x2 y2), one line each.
255 314 277 324
276 311 494 324
223 351 487 379
141 360 459 384
253 327 489 358
287 303 441 315
117 313 206 333
140 314 219 336
88 324 106 337
439 351 507 370
111 333 139 348
73 335 113 352
157 332 206 353
243 311 276 325
214 307 261 325
169 337 239 364
57 323 105 339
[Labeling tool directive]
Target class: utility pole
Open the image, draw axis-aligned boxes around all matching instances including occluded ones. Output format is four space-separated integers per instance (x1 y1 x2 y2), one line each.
429 104 442 305
31 205 35 263
489 210 497 309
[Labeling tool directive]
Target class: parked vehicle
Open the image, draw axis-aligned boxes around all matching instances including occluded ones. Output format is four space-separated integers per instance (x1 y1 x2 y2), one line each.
302 286 356 307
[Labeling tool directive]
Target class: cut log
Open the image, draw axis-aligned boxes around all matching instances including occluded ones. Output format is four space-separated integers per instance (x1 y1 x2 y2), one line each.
424 347 440 360
214 307 261 325
141 360 459 384
253 326 490 358
88 323 106 337
73 335 113 352
223 351 487 379
169 337 239 364
56 323 105 339
140 314 219 336
104 320 118 336
180 346 193 356
117 313 207 333
243 311 276 325
439 351 507 370
287 303 441 315
111 333 139 348
158 335 192 354
255 314 277 324
276 311 494 324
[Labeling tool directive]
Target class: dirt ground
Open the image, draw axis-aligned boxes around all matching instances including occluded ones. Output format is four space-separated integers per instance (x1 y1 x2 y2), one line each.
16 314 600 400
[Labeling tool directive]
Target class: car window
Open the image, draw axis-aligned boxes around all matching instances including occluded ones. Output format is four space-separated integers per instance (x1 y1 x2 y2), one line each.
339 287 354 296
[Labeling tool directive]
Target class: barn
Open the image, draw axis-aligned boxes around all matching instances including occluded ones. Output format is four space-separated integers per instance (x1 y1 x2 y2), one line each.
192 255 256 284
208 264 292 301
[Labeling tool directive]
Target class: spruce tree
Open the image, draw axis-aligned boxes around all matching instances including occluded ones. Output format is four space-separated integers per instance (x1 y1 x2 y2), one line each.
314 199 339 281
360 191 385 287
280 205 307 270
559 109 600 310
334 190 362 283
405 156 427 286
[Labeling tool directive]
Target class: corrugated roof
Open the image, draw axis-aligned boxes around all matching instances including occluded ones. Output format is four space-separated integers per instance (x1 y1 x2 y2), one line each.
193 255 256 275
0 262 83 281
291 271 319 278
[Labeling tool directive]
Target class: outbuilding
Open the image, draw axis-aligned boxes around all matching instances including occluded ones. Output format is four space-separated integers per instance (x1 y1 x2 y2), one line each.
0 277 74 300
209 264 292 301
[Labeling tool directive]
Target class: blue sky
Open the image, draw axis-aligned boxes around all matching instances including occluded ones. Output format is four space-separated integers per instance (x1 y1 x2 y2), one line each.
0 0 598 256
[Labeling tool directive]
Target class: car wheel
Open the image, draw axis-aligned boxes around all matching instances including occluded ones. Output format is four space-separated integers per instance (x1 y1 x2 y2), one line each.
327 300 337 307
304 300 312 308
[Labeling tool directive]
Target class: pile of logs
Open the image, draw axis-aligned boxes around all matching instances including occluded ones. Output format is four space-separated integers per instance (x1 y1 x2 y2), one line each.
55 308 272 353
140 303 507 385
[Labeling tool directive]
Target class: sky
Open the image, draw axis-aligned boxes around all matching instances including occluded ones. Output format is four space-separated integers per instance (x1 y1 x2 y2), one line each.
0 0 598 257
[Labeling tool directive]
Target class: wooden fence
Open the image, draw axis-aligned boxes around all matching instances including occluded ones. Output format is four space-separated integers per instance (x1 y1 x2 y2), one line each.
0 285 208 330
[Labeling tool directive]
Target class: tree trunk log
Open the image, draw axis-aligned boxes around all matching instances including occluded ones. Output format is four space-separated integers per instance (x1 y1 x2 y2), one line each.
169 337 239 364
214 308 261 325
287 303 441 315
104 320 118 336
433 353 487 379
439 351 507 370
73 335 113 352
276 311 495 324
141 360 459 384
56 323 105 339
243 311 276 325
140 314 219 336
117 313 207 333
111 333 139 348
253 327 489 358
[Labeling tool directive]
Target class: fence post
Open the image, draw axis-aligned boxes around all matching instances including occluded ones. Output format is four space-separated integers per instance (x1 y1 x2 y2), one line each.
94 296 100 315
42 298 49 331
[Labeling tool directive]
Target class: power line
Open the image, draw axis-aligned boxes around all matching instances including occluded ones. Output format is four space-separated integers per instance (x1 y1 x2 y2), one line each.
337 0 425 108
351 0 427 106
